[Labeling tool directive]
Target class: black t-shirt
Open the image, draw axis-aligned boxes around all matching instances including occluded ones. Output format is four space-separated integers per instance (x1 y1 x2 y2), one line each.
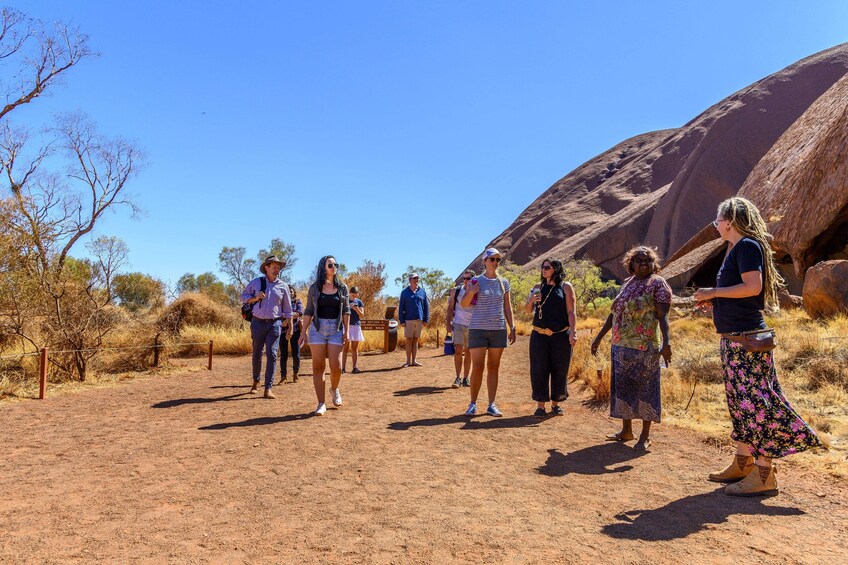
532 283 569 332
713 238 766 333
349 298 364 325
317 291 341 320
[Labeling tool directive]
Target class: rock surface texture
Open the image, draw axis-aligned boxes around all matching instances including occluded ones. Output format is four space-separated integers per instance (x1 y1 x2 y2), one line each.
802 260 848 319
471 43 848 292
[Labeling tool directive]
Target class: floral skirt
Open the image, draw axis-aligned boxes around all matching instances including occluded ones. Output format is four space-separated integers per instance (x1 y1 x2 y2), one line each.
720 337 821 458
610 345 661 423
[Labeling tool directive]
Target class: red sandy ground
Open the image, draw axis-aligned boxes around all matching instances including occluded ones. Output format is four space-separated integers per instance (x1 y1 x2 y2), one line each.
1 337 846 564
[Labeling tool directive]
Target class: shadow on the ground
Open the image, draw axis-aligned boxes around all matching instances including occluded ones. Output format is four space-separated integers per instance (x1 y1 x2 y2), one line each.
601 487 804 541
537 444 648 476
393 385 453 396
354 366 404 374
198 413 314 430
151 392 252 408
387 414 540 430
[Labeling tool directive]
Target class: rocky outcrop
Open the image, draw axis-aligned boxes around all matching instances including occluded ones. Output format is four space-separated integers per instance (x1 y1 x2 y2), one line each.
469 43 848 288
802 261 848 318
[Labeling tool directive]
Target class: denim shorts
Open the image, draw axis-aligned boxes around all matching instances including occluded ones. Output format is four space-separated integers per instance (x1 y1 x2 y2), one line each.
307 318 344 346
468 328 508 349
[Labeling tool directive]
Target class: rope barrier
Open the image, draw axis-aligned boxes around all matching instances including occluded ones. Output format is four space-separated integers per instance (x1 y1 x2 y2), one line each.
0 342 213 358
0 351 41 360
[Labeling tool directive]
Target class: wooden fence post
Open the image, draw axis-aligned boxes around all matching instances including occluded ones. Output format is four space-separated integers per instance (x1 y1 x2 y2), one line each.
39 348 48 400
208 340 213 370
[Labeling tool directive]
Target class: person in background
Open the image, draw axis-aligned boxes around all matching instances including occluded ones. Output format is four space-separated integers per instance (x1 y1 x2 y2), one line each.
461 248 516 417
525 258 577 417
695 196 820 497
279 287 303 384
398 272 429 368
299 255 350 416
591 246 672 451
446 270 475 388
240 255 293 399
343 286 364 374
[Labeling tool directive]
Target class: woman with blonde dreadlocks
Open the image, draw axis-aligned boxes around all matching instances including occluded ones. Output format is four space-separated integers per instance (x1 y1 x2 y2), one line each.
695 197 820 497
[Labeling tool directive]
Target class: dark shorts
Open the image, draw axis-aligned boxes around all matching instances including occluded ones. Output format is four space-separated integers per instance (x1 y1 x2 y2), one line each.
468 328 508 349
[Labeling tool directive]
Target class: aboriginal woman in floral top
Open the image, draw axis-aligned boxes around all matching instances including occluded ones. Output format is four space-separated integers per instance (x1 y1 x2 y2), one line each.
592 246 672 451
695 197 819 497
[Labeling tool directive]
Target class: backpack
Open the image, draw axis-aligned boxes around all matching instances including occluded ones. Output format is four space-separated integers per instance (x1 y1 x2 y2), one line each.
241 277 267 321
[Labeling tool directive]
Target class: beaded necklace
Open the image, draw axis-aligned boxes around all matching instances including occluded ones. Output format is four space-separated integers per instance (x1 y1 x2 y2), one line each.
536 281 557 320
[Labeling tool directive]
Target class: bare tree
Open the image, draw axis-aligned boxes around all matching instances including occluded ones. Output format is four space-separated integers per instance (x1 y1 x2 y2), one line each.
0 8 94 120
0 9 142 381
87 235 129 303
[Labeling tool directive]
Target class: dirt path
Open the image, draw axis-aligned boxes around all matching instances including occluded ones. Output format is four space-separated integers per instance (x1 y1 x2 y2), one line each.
1 337 846 564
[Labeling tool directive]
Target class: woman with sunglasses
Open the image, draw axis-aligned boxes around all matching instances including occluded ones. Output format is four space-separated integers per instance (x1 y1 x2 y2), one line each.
299 255 351 416
525 258 577 417
446 269 476 388
461 248 516 417
591 246 672 451
695 197 820 496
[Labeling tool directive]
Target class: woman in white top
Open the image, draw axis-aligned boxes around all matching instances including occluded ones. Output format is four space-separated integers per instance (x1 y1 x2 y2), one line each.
446 269 475 388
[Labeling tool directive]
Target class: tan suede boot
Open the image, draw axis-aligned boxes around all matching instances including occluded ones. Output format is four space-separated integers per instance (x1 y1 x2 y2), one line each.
708 454 755 483
725 464 778 497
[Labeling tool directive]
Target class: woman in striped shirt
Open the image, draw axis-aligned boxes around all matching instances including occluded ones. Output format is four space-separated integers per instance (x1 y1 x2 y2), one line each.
460 248 516 417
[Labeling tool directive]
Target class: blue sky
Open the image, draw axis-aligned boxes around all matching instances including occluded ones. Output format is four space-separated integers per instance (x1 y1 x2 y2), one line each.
11 1 848 295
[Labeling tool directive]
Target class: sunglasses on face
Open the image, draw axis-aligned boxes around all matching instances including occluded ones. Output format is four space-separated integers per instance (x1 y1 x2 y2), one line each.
462 277 472 281
541 265 553 270
410 277 419 280
488 257 501 263
712 219 726 227
326 263 338 268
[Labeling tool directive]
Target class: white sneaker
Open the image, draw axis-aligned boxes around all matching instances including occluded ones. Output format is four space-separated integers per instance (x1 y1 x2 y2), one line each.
331 388 343 406
315 402 327 416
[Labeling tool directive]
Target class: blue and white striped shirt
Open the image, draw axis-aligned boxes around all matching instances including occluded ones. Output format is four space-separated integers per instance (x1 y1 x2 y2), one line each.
469 275 510 330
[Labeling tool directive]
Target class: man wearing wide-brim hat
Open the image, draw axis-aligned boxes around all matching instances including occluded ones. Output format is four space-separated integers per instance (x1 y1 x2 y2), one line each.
240 255 294 398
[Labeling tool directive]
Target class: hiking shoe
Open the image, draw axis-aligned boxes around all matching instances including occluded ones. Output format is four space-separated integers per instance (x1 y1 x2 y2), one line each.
264 388 276 399
533 407 547 418
315 402 327 416
551 405 564 416
486 403 503 417
352 367 361 374
331 388 343 406
461 378 470 387
452 376 462 388
249 381 259 394
464 402 477 417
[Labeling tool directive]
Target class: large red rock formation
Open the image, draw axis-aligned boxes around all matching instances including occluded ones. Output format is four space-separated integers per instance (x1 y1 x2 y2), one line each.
802 261 848 318
469 43 848 288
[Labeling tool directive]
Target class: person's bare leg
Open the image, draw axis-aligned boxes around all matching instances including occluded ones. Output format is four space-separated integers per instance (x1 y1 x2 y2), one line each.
327 344 343 391
411 338 421 365
311 344 327 404
351 341 359 370
485 347 504 404
342 341 349 372
462 347 472 378
469 348 486 403
453 345 464 377
634 420 652 450
606 419 635 441
404 338 413 365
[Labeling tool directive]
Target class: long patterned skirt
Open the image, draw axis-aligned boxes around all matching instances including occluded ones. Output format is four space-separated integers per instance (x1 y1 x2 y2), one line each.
720 337 821 458
610 345 661 423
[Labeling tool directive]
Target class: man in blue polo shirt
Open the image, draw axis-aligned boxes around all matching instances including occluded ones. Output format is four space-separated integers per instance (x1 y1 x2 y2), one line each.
398 272 429 367
241 255 293 398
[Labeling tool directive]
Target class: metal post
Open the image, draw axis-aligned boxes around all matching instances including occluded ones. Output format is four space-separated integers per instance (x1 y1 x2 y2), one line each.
208 340 213 370
39 348 48 399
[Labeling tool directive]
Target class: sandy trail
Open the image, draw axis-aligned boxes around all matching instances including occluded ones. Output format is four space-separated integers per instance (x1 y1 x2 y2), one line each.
1 336 846 564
